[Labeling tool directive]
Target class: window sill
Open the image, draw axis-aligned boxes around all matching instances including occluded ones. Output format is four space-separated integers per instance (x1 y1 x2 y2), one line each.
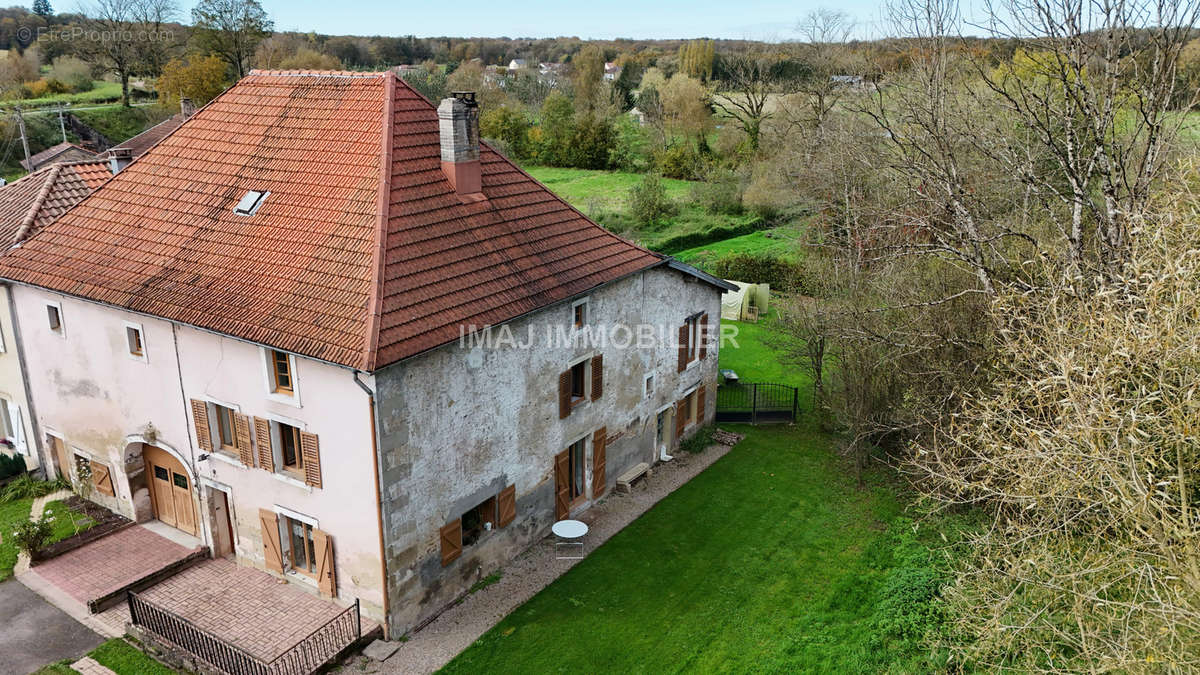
269 471 312 492
265 391 301 409
208 452 243 468
284 569 318 587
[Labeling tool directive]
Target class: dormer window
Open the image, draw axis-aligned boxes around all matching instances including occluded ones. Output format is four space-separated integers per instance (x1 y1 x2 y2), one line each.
233 190 268 216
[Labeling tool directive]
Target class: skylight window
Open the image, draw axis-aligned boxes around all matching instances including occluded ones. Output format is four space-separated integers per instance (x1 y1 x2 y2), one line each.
233 190 268 216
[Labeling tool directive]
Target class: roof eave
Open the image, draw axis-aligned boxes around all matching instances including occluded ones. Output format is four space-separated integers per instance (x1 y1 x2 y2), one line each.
665 258 739 292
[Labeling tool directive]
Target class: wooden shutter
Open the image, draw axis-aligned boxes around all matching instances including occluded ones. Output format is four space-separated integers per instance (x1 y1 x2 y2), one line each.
313 529 337 598
677 324 689 372
592 427 607 498
675 398 687 441
554 449 570 520
254 417 274 472
558 369 572 419
699 313 709 360
259 509 283 573
90 460 114 496
190 399 212 452
440 518 462 566
497 484 516 528
300 432 322 488
697 385 707 424
590 354 603 401
234 414 254 466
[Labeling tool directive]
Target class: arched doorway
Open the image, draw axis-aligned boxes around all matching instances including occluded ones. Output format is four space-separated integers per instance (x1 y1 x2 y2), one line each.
143 445 197 536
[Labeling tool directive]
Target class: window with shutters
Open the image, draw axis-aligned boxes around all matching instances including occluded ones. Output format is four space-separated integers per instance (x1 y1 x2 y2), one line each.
685 314 700 365
462 495 497 547
277 422 303 475
280 514 317 577
644 372 655 399
568 437 586 502
570 360 586 402
684 389 697 427
212 404 238 455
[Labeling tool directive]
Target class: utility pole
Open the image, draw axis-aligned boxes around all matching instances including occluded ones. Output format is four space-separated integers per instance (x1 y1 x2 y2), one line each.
15 106 30 173
57 104 67 144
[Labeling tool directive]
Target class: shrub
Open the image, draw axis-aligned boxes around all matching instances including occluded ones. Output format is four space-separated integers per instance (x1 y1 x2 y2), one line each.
569 115 616 170
654 143 706 180
690 169 745 216
629 173 678 227
49 56 93 93
701 252 816 295
11 516 52 557
0 453 26 480
480 105 531 161
0 475 67 503
679 425 714 454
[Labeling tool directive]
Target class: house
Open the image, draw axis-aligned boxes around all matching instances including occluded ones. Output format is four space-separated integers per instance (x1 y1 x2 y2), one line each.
101 98 196 162
604 61 622 81
507 58 528 70
19 142 98 172
0 159 111 473
628 106 647 126
0 71 731 637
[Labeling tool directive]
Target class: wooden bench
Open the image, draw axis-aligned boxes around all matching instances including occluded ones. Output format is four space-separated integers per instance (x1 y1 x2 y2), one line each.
616 462 650 493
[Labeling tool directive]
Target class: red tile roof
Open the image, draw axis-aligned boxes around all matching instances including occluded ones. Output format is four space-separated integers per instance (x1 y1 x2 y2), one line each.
0 160 110 247
0 71 663 370
105 113 186 159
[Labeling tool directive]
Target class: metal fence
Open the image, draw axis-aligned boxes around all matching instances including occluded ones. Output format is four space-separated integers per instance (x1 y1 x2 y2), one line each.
127 591 361 675
715 382 799 423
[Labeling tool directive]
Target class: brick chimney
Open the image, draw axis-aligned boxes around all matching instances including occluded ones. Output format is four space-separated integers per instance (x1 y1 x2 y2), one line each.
437 92 482 198
180 97 196 118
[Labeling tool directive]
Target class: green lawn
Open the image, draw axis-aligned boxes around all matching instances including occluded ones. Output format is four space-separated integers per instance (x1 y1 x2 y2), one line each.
673 227 805 264
440 312 959 674
0 495 96 581
72 104 173 145
13 81 126 109
31 637 177 675
524 165 764 254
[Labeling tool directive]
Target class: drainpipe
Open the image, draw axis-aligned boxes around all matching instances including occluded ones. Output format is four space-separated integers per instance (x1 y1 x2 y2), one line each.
354 371 389 638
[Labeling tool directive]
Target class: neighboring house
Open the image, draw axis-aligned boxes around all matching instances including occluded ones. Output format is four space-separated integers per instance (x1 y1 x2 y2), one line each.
101 98 196 162
628 106 647 126
20 142 98 172
0 159 111 473
604 61 621 81
508 58 528 70
0 71 731 637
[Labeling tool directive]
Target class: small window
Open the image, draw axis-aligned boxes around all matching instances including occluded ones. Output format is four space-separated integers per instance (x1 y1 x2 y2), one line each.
214 404 237 453
570 360 586 401
572 298 589 329
684 390 697 426
172 472 188 489
0 402 14 441
233 190 268 216
126 325 144 357
153 465 169 481
279 422 303 473
270 350 293 395
644 372 654 399
462 495 497 547
281 515 316 576
685 314 700 364
47 304 62 334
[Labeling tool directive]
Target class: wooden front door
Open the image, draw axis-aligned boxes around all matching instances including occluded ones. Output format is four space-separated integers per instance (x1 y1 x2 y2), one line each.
144 445 197 536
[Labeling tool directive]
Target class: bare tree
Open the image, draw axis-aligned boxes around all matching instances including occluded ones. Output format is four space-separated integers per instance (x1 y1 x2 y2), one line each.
711 53 788 151
192 0 273 79
75 0 179 106
794 8 858 127
972 0 1200 269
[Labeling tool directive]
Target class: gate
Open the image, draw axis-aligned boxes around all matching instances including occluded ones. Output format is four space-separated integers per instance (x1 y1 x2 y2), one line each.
715 382 798 423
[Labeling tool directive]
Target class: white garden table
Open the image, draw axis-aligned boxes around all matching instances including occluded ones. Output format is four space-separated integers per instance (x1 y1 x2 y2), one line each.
552 519 588 559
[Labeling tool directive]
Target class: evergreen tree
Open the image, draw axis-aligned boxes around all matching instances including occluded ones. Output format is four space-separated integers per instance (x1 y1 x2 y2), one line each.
32 0 52 17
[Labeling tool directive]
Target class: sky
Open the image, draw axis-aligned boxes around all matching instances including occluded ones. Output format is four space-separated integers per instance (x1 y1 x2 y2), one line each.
207 0 895 42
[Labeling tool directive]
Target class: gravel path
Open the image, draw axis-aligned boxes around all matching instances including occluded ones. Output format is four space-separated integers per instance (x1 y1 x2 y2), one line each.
357 440 737 675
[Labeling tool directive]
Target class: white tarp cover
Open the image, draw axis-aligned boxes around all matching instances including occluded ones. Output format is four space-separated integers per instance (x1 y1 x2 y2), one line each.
720 280 771 320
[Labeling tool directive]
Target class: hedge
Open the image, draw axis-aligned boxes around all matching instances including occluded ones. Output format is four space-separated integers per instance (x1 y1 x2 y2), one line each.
654 219 766 255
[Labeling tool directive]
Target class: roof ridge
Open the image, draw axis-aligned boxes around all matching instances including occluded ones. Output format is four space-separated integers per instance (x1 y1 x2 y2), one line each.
362 71 397 372
12 163 63 245
248 69 386 78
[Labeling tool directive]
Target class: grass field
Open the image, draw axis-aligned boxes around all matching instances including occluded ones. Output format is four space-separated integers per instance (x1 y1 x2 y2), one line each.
32 637 177 675
673 227 805 264
524 165 763 254
0 495 97 581
12 81 126 109
440 312 962 674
